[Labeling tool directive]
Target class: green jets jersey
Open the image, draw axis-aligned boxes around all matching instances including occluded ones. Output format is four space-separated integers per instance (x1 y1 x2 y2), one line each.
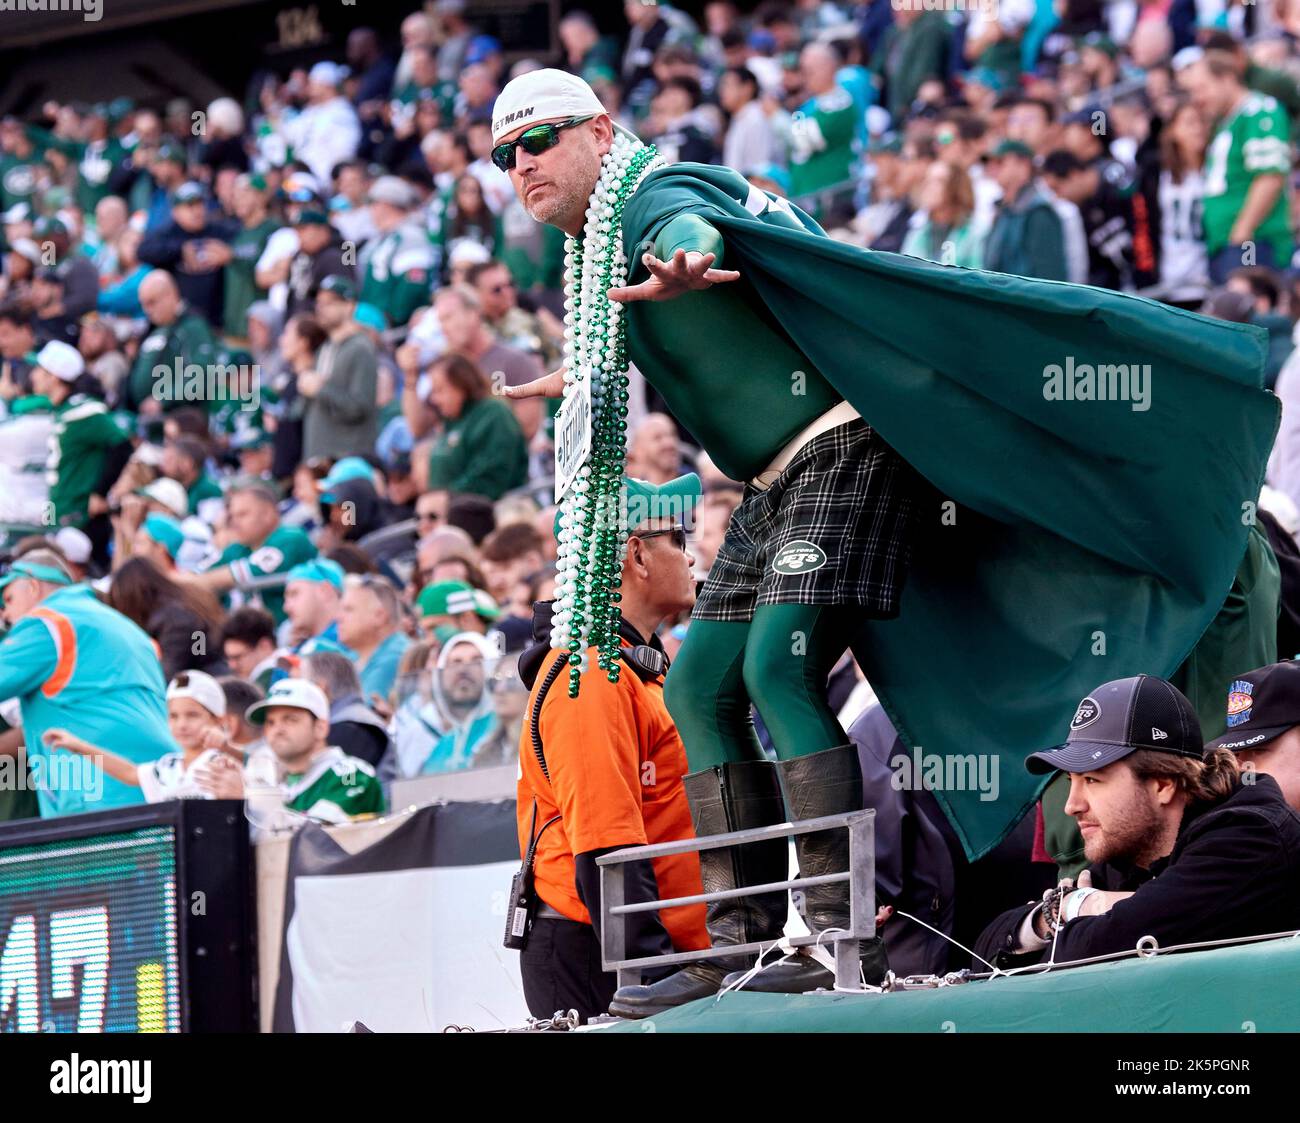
0 153 40 211
359 221 436 326
211 524 317 623
125 310 220 413
788 87 859 205
47 395 129 528
224 217 281 337
1203 91 1293 261
390 80 458 127
284 747 385 823
75 138 126 213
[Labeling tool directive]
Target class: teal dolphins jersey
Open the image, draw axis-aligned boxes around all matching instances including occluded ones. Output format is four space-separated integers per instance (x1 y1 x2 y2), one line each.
0 585 175 817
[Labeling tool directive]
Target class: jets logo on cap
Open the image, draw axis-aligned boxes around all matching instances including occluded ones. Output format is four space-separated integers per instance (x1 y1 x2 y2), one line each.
1225 679 1254 729
772 540 827 575
1071 696 1101 730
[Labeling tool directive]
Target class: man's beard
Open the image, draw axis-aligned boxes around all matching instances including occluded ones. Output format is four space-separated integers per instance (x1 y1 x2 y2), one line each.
524 173 595 228
1082 786 1162 866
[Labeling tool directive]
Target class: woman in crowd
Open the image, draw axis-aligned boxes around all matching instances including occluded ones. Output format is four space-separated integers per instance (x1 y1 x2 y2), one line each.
1135 97 1210 309
108 556 228 680
409 353 528 501
440 173 497 264
901 160 985 268
270 314 328 482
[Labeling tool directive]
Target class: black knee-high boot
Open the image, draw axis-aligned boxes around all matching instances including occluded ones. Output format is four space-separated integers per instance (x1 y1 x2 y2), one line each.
721 743 888 993
607 759 788 1019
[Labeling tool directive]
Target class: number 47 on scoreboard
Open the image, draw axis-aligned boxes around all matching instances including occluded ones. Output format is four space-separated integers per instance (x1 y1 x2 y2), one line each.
0 907 111 1033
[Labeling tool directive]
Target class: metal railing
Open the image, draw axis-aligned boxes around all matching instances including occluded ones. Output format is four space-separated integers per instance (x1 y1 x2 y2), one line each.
596 809 875 992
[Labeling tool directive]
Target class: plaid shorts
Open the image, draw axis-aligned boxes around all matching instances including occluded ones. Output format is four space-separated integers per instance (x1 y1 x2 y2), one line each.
693 418 918 622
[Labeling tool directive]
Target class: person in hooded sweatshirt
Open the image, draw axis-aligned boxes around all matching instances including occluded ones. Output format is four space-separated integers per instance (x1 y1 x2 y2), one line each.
381 630 507 779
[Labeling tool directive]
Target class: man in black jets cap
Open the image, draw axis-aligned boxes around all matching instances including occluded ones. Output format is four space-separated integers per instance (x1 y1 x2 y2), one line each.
975 675 1300 969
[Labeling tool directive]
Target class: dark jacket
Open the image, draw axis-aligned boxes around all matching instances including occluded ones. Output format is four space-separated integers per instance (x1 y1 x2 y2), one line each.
138 217 238 328
983 183 1069 281
329 693 390 768
975 773 1300 969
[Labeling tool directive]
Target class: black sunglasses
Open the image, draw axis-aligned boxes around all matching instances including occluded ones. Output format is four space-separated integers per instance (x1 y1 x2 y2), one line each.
492 117 592 172
631 524 688 552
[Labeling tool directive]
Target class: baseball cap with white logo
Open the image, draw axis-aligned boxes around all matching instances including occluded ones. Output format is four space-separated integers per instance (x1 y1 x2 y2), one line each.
1025 675 1204 775
245 677 331 724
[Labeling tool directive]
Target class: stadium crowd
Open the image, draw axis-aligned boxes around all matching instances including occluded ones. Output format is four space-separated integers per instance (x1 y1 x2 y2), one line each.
4 0 1300 981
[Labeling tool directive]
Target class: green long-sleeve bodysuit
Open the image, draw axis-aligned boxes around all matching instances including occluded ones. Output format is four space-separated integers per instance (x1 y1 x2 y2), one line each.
627 208 861 766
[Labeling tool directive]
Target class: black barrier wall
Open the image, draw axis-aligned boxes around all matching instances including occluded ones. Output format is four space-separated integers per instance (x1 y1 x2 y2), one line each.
0 801 256 1033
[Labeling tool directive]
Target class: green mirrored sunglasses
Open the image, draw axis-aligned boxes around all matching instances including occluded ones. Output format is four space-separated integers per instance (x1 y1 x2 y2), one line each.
492 116 593 171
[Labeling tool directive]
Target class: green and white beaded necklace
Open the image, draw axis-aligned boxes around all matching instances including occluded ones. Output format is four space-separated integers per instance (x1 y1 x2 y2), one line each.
552 131 665 697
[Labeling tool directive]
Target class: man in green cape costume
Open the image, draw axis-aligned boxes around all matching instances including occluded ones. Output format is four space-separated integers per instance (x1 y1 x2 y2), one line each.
493 71 1279 1014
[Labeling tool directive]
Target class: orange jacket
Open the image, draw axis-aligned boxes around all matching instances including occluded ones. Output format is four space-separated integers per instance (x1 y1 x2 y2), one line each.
516 641 709 953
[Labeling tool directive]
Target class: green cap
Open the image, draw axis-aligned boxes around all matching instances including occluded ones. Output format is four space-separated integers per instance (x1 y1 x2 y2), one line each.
156 141 186 165
316 274 357 301
108 97 135 123
1081 31 1118 57
989 138 1035 161
554 473 702 538
32 216 67 239
141 513 184 559
294 208 331 227
232 427 271 452
286 558 346 592
0 559 72 592
171 181 207 205
417 580 500 621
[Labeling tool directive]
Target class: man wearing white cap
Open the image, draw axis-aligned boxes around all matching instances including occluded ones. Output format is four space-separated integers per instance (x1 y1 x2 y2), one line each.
113 475 216 574
34 339 131 550
274 61 361 186
493 66 911 1004
490 67 1282 1011
358 174 436 326
245 677 384 823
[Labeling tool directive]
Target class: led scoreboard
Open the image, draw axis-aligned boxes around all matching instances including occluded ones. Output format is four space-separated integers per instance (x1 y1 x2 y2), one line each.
0 802 255 1033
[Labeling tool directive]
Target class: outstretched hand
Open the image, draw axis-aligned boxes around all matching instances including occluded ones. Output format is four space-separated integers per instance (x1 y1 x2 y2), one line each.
608 249 741 303
502 367 567 400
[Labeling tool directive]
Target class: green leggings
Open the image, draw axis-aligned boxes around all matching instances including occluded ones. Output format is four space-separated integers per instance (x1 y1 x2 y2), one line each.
663 604 866 768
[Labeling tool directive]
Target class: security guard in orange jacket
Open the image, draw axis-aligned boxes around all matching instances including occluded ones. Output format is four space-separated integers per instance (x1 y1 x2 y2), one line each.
514 475 710 1021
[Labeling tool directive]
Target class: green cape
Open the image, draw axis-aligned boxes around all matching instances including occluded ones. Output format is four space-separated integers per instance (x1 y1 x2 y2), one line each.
623 164 1280 860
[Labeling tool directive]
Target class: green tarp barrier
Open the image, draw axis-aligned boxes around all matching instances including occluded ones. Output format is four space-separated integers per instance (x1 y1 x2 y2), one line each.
601 936 1300 1032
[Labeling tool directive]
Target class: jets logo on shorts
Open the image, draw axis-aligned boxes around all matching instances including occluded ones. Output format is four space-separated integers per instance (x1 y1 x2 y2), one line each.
772 540 827 575
1071 696 1100 730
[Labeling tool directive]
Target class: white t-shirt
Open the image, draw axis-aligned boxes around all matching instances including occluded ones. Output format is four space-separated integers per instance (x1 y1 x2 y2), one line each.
1158 169 1209 303
136 749 223 802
